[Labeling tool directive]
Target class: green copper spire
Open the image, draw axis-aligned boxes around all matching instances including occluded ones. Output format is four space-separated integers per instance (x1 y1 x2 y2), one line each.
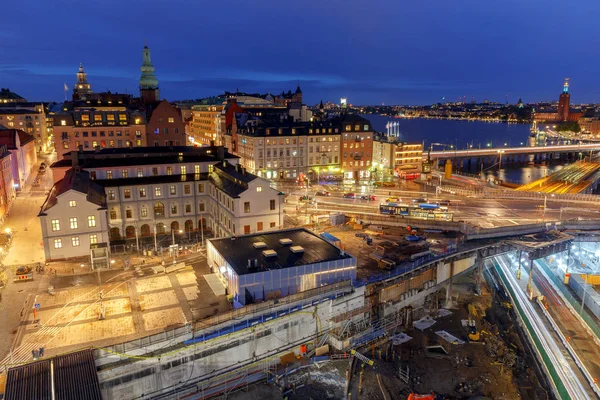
139 45 159 90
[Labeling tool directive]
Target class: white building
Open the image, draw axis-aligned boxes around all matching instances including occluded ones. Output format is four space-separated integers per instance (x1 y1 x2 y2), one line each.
207 228 356 307
40 146 284 261
39 169 109 261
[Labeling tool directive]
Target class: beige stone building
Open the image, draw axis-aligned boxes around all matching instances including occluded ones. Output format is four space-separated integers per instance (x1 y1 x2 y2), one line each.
189 105 224 146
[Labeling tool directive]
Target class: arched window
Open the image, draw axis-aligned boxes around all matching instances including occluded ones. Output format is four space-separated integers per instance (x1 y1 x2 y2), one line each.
154 202 165 217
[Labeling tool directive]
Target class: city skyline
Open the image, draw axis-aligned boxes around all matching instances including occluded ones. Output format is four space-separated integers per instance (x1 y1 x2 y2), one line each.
2 0 600 105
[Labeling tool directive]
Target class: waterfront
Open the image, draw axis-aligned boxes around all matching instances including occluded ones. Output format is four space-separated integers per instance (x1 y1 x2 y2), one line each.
363 114 566 184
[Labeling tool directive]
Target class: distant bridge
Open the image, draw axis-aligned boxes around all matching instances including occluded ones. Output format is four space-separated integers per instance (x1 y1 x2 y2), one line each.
425 143 600 160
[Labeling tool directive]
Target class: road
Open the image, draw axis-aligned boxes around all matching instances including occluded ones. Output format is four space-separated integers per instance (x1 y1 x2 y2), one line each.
275 180 600 228
493 255 594 399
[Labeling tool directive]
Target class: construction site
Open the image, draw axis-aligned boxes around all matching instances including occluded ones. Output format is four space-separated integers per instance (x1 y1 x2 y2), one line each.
224 271 549 400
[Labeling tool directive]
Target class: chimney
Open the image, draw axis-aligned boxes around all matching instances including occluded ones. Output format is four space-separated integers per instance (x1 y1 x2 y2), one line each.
72 149 80 168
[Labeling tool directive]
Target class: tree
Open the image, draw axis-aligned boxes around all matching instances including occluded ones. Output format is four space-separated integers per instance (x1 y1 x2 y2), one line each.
556 121 581 133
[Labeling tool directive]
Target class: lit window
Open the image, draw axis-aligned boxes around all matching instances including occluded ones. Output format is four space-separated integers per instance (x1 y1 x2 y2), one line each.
54 239 62 249
171 204 178 214
137 168 143 177
166 167 172 175
88 215 96 227
181 166 187 175
106 170 113 179
194 165 200 174
108 190 115 200
51 219 60 231
71 236 80 247
61 120 66 126
89 234 98 244
122 169 128 178
155 187 162 196
124 189 131 199
256 186 262 192
141 206 148 217
244 202 250 213
69 200 77 207
169 185 176 195
139 188 146 198
110 210 117 219
168 117 174 123
69 217 78 229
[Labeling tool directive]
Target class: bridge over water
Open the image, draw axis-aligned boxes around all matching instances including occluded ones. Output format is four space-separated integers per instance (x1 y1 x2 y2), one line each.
426 143 600 162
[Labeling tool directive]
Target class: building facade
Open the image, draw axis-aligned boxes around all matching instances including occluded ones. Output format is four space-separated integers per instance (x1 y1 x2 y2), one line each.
372 134 397 174
0 128 37 191
42 146 284 260
189 105 224 146
0 146 15 225
53 106 147 160
145 100 186 146
0 88 26 104
39 169 108 261
0 104 52 153
394 142 423 176
340 114 374 181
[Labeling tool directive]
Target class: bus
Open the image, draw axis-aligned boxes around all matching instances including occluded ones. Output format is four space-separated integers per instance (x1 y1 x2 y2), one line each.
379 203 452 221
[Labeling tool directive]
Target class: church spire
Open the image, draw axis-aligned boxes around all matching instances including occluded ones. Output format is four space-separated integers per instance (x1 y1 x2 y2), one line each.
139 45 160 103
563 77 569 94
73 63 92 100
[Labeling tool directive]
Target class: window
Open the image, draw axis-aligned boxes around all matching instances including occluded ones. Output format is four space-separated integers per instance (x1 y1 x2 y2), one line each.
155 187 162 196
152 167 158 176
168 117 174 123
180 166 187 175
256 186 262 192
108 190 115 200
167 167 172 175
89 234 98 245
122 169 128 178
170 204 178 214
184 185 191 194
69 200 76 207
87 215 96 227
54 239 62 249
198 201 205 212
169 185 176 195
257 222 263 231
154 202 165 217
194 165 200 174
270 222 276 228
106 170 113 179
51 219 60 231
185 204 192 213
124 189 131 199
137 168 143 177
126 209 132 219
270 200 276 210
164 128 169 134
198 183 204 193
71 236 80 247
139 188 147 198
141 206 148 217
110 210 117 220
244 202 250 213
69 217 78 229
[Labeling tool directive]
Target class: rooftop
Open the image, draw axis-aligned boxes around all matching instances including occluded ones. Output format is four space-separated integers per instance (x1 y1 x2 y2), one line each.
40 169 106 214
209 228 353 275
0 128 35 149
96 172 209 187
4 349 102 400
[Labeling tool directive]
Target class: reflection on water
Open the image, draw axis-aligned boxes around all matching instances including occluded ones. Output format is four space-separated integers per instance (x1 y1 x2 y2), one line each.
481 164 565 185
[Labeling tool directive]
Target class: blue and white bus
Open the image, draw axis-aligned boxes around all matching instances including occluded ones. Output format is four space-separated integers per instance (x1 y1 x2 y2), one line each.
379 203 452 221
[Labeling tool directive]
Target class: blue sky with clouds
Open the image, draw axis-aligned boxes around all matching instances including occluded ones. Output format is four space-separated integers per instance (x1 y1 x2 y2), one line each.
1 0 599 105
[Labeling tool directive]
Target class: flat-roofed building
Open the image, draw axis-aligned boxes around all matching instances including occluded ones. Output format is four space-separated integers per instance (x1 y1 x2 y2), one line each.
207 228 356 307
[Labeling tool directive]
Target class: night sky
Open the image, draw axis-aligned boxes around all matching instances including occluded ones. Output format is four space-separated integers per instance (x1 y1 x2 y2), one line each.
2 0 599 105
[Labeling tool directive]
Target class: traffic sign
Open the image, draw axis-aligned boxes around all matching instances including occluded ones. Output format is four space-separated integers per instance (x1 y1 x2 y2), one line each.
34 303 40 310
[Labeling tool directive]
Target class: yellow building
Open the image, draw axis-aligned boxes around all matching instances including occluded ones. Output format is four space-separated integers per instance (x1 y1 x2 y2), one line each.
394 142 423 175
190 105 223 146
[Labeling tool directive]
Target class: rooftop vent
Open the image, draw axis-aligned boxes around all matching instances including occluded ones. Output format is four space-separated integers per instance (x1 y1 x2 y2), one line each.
279 238 293 245
262 249 277 257
253 241 267 249
290 246 304 254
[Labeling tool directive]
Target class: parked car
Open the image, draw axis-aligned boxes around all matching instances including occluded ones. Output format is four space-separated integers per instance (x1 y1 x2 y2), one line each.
360 195 376 201
412 197 428 203
386 197 401 203
343 193 355 199
315 191 331 196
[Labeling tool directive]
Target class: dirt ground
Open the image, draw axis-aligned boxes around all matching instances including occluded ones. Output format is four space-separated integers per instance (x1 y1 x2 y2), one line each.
231 276 550 400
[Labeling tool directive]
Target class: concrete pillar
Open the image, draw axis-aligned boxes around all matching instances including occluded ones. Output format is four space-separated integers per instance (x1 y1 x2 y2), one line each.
445 261 455 308
474 256 483 295
527 259 534 300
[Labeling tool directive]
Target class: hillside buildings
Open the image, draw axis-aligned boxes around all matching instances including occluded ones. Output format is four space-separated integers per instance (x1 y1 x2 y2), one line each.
40 145 283 261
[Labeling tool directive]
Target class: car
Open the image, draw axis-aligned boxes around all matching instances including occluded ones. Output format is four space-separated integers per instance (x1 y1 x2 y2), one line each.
386 197 401 203
315 191 331 196
343 193 355 199
360 195 376 201
412 197 428 203
437 200 451 206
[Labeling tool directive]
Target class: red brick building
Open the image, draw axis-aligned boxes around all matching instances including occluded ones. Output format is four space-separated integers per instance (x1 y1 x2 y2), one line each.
145 100 186 146
339 114 374 181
